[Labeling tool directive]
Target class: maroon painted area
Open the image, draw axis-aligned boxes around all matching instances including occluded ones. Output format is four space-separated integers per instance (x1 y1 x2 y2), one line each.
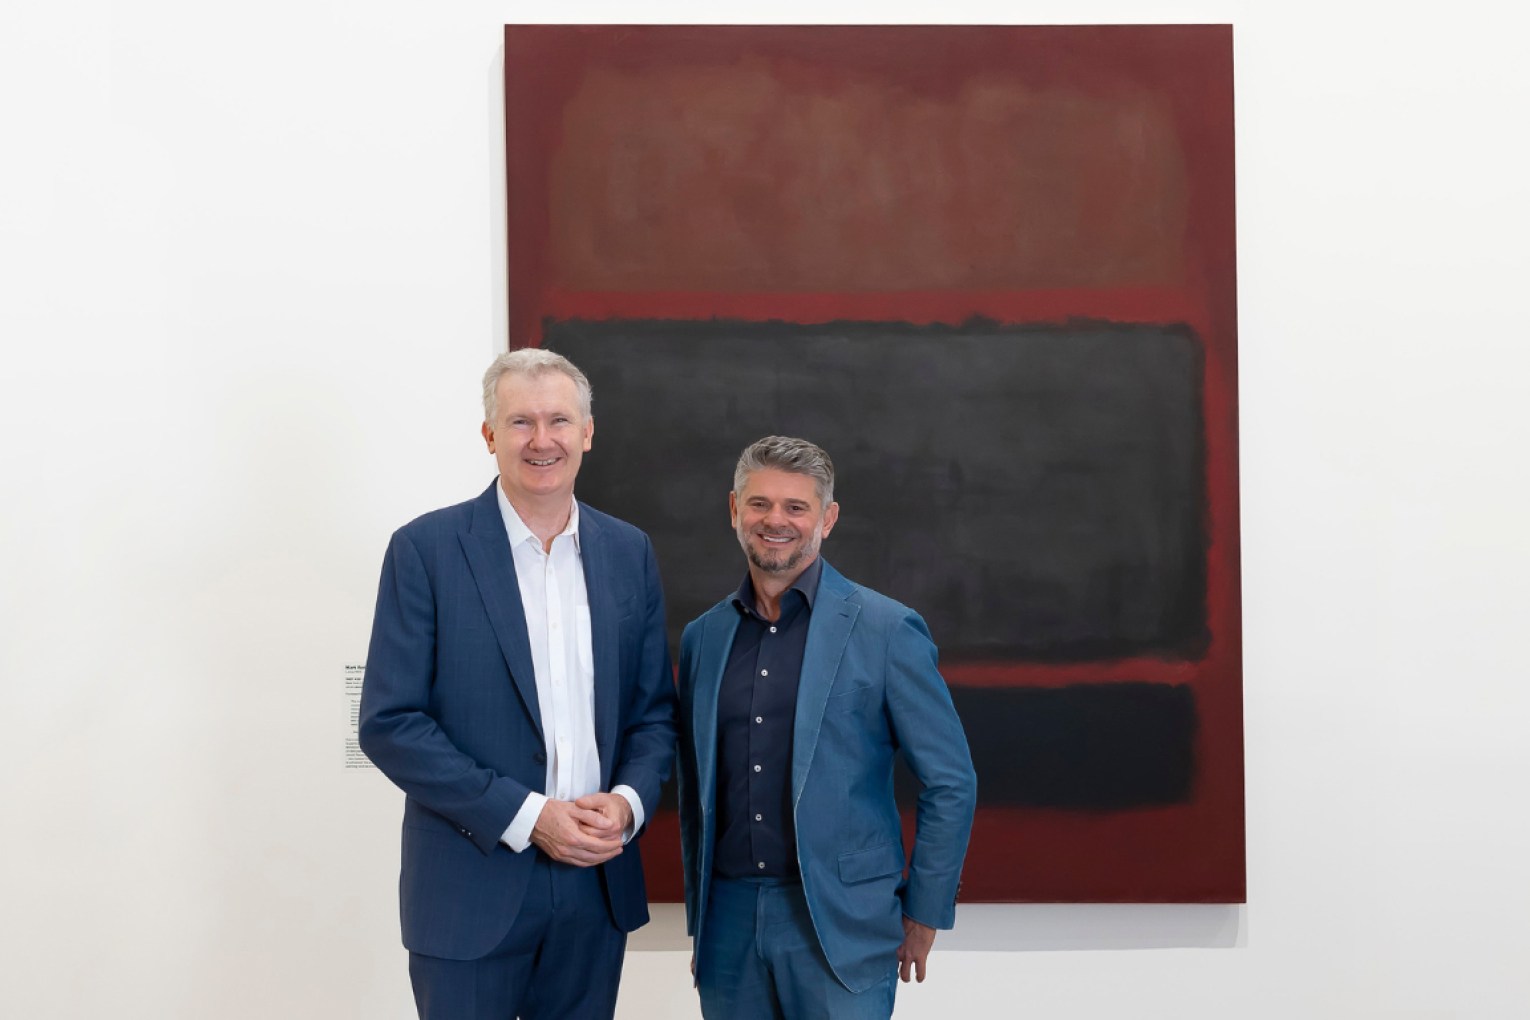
505 25 1242 903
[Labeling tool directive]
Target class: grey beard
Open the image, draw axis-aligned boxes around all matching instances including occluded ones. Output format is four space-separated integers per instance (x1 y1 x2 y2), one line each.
741 529 819 575
746 542 808 574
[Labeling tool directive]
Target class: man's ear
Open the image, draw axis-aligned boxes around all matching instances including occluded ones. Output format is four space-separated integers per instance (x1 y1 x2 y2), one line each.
821 501 840 538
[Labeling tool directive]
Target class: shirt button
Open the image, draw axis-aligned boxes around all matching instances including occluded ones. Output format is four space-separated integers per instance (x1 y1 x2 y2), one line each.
755 716 763 724
757 862 766 870
760 669 768 677
753 764 762 772
769 626 777 634
755 813 763 822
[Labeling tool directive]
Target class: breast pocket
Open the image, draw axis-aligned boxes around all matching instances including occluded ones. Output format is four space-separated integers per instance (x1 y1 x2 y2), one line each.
614 592 638 620
825 675 874 712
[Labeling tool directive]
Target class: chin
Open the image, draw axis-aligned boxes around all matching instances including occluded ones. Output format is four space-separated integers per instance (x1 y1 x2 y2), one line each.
749 543 806 574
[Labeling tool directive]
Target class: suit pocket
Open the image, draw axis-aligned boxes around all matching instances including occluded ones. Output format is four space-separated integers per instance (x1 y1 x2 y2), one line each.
825 678 873 712
837 840 905 885
614 592 639 621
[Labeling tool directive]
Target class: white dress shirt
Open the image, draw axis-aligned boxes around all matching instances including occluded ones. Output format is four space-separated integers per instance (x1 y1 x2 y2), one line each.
495 485 643 851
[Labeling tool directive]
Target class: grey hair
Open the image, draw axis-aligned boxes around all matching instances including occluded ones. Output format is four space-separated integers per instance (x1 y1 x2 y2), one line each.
481 348 593 425
733 435 836 506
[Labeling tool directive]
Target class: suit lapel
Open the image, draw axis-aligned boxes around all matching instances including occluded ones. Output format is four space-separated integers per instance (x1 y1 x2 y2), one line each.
579 505 621 781
458 483 543 744
792 561 859 808
693 607 740 825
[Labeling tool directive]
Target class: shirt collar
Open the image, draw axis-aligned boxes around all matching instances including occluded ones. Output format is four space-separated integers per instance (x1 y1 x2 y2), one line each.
495 481 581 552
732 555 824 618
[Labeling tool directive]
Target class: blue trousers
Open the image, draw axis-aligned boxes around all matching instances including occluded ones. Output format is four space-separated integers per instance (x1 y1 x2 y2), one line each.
407 854 625 1020
697 877 896 1020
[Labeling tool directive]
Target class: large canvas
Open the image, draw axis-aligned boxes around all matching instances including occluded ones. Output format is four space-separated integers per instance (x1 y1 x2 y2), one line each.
504 25 1242 902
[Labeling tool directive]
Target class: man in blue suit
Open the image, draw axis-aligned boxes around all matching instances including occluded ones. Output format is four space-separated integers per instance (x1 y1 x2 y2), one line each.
360 349 677 1019
677 435 977 1019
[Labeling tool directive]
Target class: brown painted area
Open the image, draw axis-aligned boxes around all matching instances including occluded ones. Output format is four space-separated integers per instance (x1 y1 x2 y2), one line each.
549 60 1186 293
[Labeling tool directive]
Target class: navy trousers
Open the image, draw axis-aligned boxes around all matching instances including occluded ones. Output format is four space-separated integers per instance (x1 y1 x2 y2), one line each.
408 854 626 1020
697 877 896 1020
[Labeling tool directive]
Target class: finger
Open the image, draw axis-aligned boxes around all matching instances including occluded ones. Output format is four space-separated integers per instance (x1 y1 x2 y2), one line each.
573 796 625 829
898 951 912 983
567 839 624 861
568 823 625 845
569 806 618 830
916 955 927 983
574 828 624 847
566 846 621 866
549 846 593 866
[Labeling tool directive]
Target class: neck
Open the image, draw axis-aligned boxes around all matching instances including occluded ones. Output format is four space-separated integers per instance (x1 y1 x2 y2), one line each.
747 555 816 622
505 487 574 552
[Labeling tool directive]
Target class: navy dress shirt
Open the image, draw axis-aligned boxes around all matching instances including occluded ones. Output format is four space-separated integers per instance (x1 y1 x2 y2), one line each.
713 558 823 879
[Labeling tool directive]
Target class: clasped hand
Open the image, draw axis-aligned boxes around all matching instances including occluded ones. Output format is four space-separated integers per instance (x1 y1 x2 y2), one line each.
529 793 632 866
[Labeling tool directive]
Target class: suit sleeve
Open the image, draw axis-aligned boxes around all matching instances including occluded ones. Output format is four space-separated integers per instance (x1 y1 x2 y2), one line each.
675 621 701 936
358 529 534 855
884 611 978 930
608 535 679 826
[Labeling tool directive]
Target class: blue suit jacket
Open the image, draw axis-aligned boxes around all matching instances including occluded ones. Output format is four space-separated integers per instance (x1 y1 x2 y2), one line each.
677 560 977 992
359 482 677 961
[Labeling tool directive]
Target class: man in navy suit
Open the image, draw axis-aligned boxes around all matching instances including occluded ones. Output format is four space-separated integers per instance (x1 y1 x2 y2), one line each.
677 435 977 1019
360 348 677 1019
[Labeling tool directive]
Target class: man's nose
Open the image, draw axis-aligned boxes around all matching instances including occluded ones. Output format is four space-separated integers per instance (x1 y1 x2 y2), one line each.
528 421 548 445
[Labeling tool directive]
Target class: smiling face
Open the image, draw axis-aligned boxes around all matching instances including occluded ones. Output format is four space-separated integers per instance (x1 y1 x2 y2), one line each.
480 370 593 512
730 467 839 580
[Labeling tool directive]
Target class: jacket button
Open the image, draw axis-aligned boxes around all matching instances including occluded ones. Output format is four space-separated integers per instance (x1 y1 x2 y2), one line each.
534 751 547 764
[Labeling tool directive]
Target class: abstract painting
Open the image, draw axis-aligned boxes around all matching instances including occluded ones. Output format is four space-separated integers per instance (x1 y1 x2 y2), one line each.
504 24 1242 902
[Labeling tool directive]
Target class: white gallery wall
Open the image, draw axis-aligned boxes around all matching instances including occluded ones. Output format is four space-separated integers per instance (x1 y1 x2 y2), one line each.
2 2 1527 1017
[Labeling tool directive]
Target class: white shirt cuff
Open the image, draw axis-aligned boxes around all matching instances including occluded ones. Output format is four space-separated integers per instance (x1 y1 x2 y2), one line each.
501 791 549 852
613 784 644 845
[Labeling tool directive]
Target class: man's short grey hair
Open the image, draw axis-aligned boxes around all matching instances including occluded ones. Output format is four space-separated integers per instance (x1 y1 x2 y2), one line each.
481 348 593 425
733 436 836 506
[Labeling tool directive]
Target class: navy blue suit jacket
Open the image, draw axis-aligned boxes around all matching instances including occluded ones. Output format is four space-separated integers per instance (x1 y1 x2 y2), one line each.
677 561 977 992
360 482 678 960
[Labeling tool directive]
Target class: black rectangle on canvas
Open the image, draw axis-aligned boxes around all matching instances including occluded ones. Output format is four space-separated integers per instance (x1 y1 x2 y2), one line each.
546 318 1208 662
894 682 1199 810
